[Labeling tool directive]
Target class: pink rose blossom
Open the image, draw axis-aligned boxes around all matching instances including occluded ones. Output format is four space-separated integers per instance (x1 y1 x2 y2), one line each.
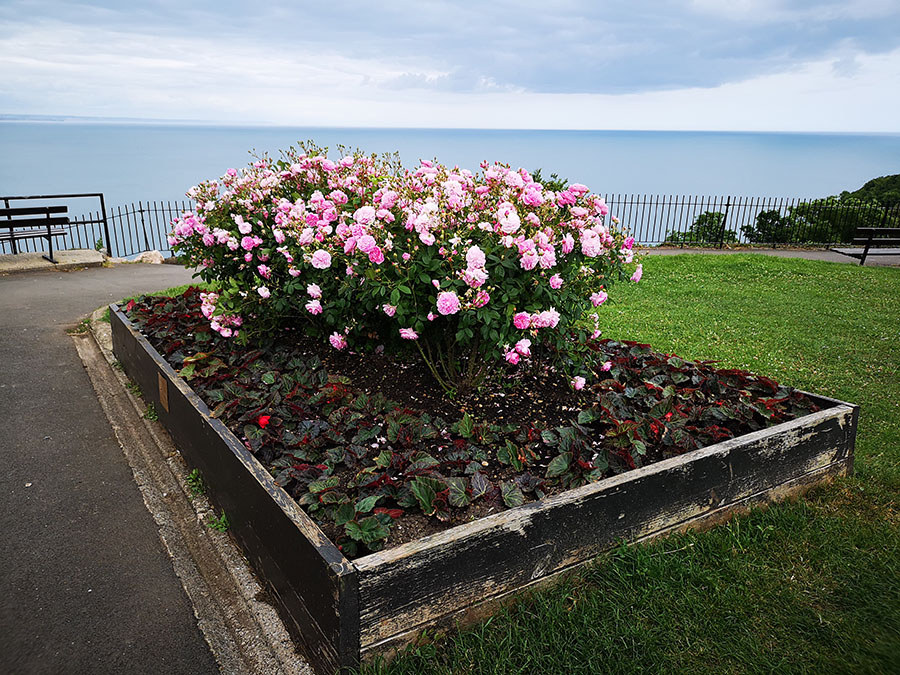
257 264 271 279
305 299 323 315
353 205 377 225
357 234 377 253
436 291 460 315
630 264 643 283
549 274 563 289
427 312 436 321
329 332 347 350
310 249 332 269
505 350 520 365
515 338 531 357
307 284 322 298
399 328 419 340
368 247 385 264
244 252 253 263
473 290 490 308
513 312 531 330
465 245 486 269
624 236 635 250
601 361 612 372
571 376 586 390
257 286 270 299
402 252 411 261
520 249 539 270
382 304 397 317
590 291 608 306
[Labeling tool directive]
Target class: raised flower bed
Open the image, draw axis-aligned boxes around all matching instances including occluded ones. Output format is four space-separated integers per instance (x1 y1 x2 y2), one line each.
111 300 857 674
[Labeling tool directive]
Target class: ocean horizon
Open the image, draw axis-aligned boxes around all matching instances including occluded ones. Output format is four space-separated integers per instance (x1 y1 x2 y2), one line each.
2 122 899 213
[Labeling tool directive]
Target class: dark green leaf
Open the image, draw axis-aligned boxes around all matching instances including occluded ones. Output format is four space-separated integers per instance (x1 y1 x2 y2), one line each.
546 452 572 478
501 481 525 508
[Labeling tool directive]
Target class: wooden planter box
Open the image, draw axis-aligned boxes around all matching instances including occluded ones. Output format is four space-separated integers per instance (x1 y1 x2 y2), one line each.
110 305 857 674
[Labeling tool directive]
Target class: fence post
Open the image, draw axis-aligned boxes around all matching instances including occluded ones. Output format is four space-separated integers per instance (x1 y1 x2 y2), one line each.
718 197 731 249
98 193 113 257
139 201 151 252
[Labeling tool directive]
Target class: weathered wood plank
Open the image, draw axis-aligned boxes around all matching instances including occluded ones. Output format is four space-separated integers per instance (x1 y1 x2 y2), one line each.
359 455 850 659
110 305 359 674
355 402 856 647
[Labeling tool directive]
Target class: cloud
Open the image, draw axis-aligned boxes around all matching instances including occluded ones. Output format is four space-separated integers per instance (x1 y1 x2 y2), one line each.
0 2 898 130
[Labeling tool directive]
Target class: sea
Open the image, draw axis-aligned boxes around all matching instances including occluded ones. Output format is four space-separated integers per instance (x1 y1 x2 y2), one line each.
2 122 899 213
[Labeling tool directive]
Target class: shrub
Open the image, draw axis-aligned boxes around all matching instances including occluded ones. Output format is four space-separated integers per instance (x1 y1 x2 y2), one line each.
169 143 641 395
741 209 794 244
665 210 738 245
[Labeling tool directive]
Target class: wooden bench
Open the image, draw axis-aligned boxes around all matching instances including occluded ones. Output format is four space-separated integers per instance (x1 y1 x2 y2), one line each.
831 227 900 265
0 205 69 263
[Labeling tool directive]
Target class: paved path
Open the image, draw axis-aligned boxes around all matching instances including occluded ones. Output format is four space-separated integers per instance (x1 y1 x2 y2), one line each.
0 264 219 674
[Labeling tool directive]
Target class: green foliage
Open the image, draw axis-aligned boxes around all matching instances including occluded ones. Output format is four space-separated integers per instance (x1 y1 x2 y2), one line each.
665 210 738 245
143 402 158 421
207 511 229 532
186 468 206 497
530 168 569 192
842 173 900 208
787 195 896 243
740 209 794 244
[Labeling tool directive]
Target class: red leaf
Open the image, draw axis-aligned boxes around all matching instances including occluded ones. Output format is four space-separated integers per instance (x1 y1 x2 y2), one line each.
125 299 137 312
374 507 404 519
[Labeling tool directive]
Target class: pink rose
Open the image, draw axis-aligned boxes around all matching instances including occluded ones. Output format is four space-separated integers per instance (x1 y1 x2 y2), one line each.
357 234 377 253
505 350 520 365
601 361 612 372
515 338 531 357
465 245 486 269
630 264 643 282
571 376 586 390
368 247 385 264
436 291 460 315
329 332 347 350
305 299 323 315
310 249 332 269
590 291 608 307
307 283 321 298
257 264 271 279
513 312 531 330
549 274 563 289
353 206 376 225
257 286 270 299
382 304 397 317
399 328 419 340
473 290 490 308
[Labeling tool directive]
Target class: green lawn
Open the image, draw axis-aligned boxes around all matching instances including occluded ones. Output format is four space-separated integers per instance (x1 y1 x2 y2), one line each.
364 254 900 675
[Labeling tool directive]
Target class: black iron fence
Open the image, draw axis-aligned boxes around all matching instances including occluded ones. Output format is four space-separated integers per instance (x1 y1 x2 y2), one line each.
3 193 898 259
106 200 194 258
603 194 900 247
2 193 112 257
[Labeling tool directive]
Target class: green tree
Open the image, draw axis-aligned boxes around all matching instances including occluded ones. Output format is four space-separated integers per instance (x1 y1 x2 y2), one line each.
666 211 738 245
842 174 900 208
786 196 893 243
741 209 793 244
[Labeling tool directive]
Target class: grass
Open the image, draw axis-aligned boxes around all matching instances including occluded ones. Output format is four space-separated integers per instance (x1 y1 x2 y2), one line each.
362 254 899 674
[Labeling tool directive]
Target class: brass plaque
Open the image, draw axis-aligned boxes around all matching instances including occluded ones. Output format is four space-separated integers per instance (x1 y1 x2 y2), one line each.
158 372 169 412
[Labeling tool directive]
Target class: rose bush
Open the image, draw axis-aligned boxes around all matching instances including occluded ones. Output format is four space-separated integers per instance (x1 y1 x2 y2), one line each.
169 143 641 394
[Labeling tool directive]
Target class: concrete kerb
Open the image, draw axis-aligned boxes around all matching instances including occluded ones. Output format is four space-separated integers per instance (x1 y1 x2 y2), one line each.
77 307 311 675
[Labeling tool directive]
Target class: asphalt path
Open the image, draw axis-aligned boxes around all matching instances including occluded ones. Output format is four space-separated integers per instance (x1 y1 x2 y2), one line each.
0 264 219 674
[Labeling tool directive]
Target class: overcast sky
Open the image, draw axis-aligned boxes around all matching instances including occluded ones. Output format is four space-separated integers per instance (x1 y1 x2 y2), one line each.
2 0 899 131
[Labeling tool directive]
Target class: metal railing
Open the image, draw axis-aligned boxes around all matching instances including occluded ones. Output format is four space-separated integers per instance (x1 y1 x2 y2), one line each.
601 194 900 247
4 193 898 259
106 200 194 258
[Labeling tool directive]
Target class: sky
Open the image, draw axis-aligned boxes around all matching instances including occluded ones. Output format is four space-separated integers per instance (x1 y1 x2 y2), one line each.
1 0 899 131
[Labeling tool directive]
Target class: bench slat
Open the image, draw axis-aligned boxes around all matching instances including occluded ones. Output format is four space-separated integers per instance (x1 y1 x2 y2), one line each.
0 227 68 241
856 227 900 236
1 216 70 228
0 206 68 217
852 238 900 246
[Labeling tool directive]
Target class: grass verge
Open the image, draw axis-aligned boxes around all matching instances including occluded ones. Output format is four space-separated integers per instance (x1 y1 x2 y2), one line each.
363 254 899 674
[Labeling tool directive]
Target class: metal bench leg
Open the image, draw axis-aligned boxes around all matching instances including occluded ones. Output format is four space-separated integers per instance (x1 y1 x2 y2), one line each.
42 221 58 264
860 232 873 266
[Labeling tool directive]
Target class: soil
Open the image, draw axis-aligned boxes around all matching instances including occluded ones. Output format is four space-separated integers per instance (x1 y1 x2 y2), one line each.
125 290 822 556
